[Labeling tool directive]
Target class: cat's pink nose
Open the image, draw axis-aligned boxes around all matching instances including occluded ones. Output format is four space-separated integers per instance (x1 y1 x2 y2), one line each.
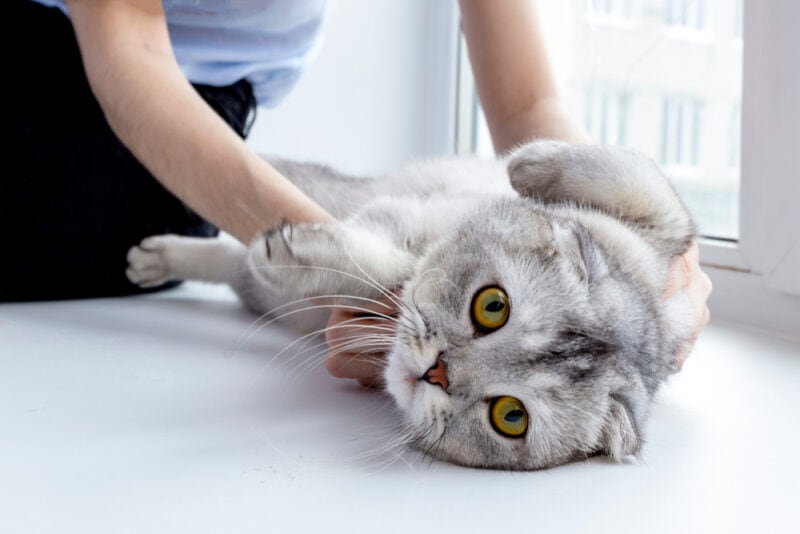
422 359 448 391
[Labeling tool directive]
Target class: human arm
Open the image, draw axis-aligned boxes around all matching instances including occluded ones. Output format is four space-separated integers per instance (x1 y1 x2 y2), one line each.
458 0 591 152
65 0 334 244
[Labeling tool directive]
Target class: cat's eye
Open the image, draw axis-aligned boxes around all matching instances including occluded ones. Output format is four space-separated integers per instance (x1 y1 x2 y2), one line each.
471 286 510 332
490 396 528 438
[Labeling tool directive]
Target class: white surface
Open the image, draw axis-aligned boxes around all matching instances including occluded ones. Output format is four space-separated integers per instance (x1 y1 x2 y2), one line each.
2 283 799 534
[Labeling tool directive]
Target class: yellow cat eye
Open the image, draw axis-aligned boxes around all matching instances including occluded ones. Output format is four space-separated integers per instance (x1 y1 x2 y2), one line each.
471 286 510 332
490 396 528 438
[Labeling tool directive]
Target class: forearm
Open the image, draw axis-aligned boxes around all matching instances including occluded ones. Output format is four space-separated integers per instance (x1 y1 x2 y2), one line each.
91 49 332 243
493 97 592 151
458 0 590 152
67 0 333 243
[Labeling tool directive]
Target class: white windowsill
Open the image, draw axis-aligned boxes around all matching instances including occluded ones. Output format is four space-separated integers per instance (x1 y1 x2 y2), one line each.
699 237 748 272
1 283 798 533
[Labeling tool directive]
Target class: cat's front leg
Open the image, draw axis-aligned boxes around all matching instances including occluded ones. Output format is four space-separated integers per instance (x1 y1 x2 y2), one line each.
127 234 247 287
249 222 415 300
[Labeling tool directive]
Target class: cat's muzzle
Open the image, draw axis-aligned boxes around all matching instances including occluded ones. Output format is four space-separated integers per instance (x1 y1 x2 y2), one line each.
421 357 448 391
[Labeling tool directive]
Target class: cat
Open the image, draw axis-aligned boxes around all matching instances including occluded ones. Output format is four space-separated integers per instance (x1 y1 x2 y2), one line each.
126 140 696 470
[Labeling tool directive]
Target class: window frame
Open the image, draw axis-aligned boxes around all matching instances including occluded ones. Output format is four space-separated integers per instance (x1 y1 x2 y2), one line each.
446 1 800 337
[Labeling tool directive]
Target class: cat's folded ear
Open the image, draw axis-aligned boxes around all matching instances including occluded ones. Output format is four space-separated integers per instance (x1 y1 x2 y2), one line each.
551 220 609 284
506 139 573 199
601 393 642 461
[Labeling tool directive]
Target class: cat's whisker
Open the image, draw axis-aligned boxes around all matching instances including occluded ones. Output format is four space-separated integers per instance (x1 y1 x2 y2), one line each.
254 263 398 305
431 426 448 465
414 419 441 466
405 268 455 339
233 302 400 360
338 243 412 315
234 258 407 353
320 340 392 362
273 329 390 380
346 422 418 466
279 336 390 387
424 269 460 294
234 293 399 352
415 267 453 294
403 268 457 343
289 347 388 385
353 446 408 474
287 314 390 368
267 316 390 366
242 316 396 398
237 293 399 344
404 421 443 470
293 333 392 369
287 336 392 383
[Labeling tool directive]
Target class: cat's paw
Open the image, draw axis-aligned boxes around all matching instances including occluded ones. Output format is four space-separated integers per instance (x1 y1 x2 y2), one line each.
249 222 343 297
249 221 413 299
126 234 181 288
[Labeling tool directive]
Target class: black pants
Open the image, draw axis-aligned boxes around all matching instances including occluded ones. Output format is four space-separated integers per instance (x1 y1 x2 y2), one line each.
0 1 256 302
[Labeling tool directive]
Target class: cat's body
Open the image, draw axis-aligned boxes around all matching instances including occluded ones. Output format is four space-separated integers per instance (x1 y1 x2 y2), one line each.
127 140 696 470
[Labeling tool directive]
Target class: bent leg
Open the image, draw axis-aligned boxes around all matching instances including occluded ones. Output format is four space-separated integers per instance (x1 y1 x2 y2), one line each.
0 1 253 301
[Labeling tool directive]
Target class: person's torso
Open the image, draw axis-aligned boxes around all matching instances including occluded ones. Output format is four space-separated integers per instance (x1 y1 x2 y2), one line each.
32 0 330 107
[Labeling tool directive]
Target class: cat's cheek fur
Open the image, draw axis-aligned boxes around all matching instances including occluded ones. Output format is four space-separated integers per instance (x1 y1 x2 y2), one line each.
663 288 697 368
384 347 418 414
664 289 696 339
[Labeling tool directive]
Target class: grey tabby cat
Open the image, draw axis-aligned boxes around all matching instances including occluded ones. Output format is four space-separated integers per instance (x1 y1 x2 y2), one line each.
127 140 696 470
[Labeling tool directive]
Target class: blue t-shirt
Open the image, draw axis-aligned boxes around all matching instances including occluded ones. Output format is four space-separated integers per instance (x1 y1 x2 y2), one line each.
32 0 330 107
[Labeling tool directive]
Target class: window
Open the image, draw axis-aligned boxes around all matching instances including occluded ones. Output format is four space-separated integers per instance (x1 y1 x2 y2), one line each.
586 89 630 146
453 0 800 335
661 97 703 167
733 0 743 38
593 0 637 19
665 0 706 30
469 0 741 240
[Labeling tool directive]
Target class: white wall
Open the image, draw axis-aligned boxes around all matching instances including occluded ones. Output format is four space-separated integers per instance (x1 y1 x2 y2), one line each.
246 0 458 176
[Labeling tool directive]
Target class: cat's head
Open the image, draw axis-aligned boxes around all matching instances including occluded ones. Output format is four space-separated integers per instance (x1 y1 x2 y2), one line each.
384 144 663 470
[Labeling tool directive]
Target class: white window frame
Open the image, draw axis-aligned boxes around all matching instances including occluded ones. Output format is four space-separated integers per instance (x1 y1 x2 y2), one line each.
442 1 800 338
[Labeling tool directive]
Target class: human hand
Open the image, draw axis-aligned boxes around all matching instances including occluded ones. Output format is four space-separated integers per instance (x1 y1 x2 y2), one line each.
324 293 400 387
663 242 713 369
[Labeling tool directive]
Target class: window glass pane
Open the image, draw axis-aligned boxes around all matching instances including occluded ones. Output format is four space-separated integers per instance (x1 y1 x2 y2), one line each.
473 0 743 240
